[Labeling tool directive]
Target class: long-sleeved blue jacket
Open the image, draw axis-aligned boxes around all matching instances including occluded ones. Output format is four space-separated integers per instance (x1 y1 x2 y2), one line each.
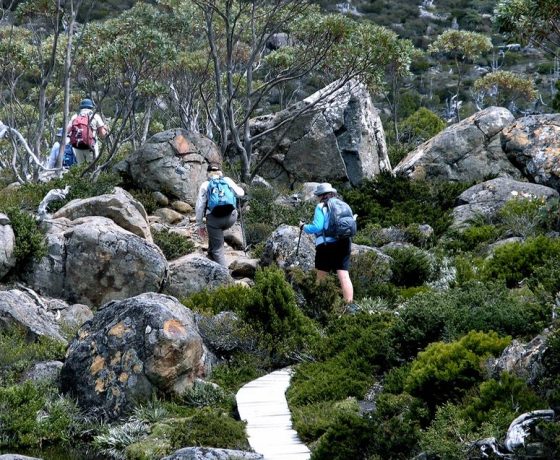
303 203 337 246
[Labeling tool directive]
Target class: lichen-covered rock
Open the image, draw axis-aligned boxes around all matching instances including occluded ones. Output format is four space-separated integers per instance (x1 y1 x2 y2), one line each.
60 293 210 419
24 216 168 307
452 177 558 228
260 224 315 271
394 106 520 182
250 79 390 187
21 360 63 385
0 289 66 343
501 113 560 190
162 447 264 460
115 129 222 205
53 187 152 241
163 254 233 299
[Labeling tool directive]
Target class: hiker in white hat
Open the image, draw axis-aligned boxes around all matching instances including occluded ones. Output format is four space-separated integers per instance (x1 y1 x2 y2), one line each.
300 182 354 305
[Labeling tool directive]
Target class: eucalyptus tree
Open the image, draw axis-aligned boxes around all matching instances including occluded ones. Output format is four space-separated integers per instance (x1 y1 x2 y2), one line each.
473 70 538 112
429 29 493 121
191 0 414 181
494 0 560 55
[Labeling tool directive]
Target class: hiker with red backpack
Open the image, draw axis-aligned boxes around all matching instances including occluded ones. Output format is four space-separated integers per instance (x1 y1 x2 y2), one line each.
195 163 245 267
300 183 357 305
66 98 108 165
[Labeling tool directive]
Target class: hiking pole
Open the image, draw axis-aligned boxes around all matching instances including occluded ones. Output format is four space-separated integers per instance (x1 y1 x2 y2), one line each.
238 198 248 255
295 224 303 257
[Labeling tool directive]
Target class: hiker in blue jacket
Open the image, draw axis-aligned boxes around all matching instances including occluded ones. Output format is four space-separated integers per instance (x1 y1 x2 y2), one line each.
301 183 354 304
195 163 245 267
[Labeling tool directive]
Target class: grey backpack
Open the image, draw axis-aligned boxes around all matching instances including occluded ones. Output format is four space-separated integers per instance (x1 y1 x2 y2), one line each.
323 198 357 238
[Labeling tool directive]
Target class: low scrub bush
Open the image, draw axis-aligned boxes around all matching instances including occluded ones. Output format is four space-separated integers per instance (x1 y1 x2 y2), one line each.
481 235 560 288
392 281 548 359
344 172 470 237
152 229 194 260
385 246 436 287
209 352 270 393
0 328 66 385
3 207 46 270
349 250 393 300
169 407 249 451
496 196 545 238
404 331 511 408
93 420 149 460
0 381 78 449
398 107 446 145
442 224 500 253
179 380 235 411
127 189 158 215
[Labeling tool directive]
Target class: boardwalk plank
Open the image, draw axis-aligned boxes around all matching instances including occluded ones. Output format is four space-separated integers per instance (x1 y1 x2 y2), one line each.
237 368 311 460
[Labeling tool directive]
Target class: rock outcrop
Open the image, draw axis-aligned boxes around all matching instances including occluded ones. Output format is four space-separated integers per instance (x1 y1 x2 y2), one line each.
452 177 559 228
501 113 560 190
53 187 152 241
61 293 210 419
24 217 168 307
0 213 15 280
260 224 315 271
394 106 521 182
250 79 390 187
162 447 263 460
115 129 222 206
163 254 233 299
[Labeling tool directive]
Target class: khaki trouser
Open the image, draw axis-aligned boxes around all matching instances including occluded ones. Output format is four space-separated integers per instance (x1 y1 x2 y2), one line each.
73 142 98 165
206 210 237 267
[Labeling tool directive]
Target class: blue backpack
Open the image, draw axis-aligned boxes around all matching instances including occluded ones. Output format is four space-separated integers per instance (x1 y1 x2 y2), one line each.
63 144 77 167
323 197 357 239
207 178 236 217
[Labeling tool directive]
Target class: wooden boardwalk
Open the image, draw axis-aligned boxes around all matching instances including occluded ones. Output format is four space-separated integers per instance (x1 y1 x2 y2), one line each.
236 368 311 460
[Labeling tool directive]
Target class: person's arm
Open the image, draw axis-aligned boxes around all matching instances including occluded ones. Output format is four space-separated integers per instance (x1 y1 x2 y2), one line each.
223 177 244 197
195 182 208 228
303 204 326 234
93 114 108 139
47 143 59 168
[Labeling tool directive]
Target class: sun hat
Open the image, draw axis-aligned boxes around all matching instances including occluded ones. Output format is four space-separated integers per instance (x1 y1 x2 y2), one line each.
313 183 337 196
207 162 222 172
79 98 95 110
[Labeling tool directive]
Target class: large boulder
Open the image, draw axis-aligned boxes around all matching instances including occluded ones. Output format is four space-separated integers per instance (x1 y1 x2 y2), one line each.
250 79 390 187
452 177 559 228
0 213 16 280
115 129 222 206
162 447 263 460
260 224 315 271
163 254 233 299
501 113 560 190
394 106 521 182
24 216 168 307
52 187 152 242
60 293 210 419
0 289 66 343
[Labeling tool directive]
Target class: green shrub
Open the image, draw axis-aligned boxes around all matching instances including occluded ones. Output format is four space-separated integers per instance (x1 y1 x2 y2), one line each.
4 207 47 268
288 268 344 324
540 326 560 408
443 224 500 253
385 246 436 287
404 331 511 408
209 352 269 393
196 312 258 357
169 407 249 450
179 380 235 410
537 197 560 232
152 228 194 260
349 250 393 300
0 381 77 448
481 235 560 288
93 420 149 459
182 284 254 316
288 312 396 405
128 189 158 215
0 329 66 384
291 398 360 443
392 281 548 360
496 196 544 238
344 172 470 237
398 107 446 145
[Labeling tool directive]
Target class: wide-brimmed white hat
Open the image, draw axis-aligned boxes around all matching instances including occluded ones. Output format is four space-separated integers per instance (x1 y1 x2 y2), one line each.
314 183 337 196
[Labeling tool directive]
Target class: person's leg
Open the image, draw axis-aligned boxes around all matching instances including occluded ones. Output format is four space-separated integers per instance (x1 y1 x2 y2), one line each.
73 147 86 164
206 214 227 267
337 269 353 303
316 270 328 281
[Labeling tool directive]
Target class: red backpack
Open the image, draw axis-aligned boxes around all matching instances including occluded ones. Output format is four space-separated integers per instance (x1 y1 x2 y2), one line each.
69 114 95 149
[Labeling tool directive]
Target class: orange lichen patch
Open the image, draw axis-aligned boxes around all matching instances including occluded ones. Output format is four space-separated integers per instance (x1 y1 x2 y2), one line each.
163 319 186 337
111 387 121 397
132 363 143 374
111 351 122 366
544 146 560 157
109 322 127 338
78 329 90 340
90 356 106 375
118 372 129 383
171 135 195 156
95 378 106 393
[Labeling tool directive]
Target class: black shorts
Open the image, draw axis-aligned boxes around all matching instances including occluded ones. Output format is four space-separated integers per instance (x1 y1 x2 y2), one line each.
315 238 351 272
